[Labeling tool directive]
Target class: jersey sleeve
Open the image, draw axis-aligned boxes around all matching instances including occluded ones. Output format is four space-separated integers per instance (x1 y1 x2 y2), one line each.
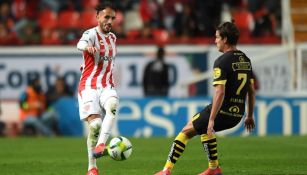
212 58 227 86
79 29 95 46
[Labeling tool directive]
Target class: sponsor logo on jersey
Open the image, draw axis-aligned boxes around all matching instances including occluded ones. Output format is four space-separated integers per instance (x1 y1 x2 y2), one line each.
99 55 114 61
229 106 240 113
232 62 251 71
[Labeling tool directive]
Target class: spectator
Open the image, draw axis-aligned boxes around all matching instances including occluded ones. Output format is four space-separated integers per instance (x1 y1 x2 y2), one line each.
195 0 222 37
248 0 280 36
173 3 199 38
143 46 170 97
46 76 73 107
0 22 18 45
19 21 40 44
44 76 80 136
0 0 282 45
44 76 74 135
0 1 15 30
19 76 55 136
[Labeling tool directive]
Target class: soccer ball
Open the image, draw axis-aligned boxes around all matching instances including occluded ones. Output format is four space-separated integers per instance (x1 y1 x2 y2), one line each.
107 136 132 161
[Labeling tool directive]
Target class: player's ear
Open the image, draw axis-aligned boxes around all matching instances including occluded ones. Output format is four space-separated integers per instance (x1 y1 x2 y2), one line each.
96 11 102 20
223 36 228 44
96 13 99 20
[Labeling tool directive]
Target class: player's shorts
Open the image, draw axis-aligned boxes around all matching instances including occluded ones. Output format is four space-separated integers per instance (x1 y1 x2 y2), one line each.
192 104 242 135
78 86 118 120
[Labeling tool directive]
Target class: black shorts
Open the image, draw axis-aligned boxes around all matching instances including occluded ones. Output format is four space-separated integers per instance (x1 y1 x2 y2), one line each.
192 104 242 135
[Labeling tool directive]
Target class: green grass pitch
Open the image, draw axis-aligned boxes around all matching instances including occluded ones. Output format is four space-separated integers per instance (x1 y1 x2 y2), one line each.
0 136 307 175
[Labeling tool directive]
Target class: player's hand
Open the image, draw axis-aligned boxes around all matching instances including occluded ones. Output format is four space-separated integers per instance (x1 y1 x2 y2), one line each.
207 120 215 137
244 117 255 133
86 46 98 55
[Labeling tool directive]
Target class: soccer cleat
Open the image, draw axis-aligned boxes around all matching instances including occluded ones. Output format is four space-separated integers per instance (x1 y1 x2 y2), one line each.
198 167 223 175
154 169 171 175
87 167 98 175
93 143 106 159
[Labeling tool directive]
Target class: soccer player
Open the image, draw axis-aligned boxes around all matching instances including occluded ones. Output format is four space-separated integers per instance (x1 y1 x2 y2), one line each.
76 2 118 175
155 21 256 175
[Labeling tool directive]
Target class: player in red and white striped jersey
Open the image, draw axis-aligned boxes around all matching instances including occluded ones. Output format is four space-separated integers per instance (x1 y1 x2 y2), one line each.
76 2 118 175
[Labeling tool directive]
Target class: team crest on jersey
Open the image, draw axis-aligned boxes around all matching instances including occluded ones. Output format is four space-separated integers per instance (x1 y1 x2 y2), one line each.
213 68 221 79
84 104 90 112
239 56 245 62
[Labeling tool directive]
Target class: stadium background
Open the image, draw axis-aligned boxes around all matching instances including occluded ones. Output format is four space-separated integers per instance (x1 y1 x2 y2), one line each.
0 0 307 174
0 0 306 137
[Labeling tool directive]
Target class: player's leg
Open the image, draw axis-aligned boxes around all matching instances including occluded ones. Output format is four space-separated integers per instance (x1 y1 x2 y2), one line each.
198 134 221 175
199 116 241 175
78 90 102 174
86 115 102 172
94 88 119 158
155 118 198 175
196 105 243 175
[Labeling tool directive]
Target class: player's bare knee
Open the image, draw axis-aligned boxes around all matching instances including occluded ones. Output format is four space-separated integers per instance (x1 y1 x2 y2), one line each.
87 114 100 122
181 122 197 138
104 97 119 116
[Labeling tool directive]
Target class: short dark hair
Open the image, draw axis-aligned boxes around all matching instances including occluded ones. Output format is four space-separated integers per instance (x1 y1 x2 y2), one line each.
216 20 240 45
95 1 116 14
157 46 165 59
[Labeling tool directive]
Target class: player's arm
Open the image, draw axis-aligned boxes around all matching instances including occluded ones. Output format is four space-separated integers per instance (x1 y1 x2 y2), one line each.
77 30 98 54
244 80 256 132
207 84 225 136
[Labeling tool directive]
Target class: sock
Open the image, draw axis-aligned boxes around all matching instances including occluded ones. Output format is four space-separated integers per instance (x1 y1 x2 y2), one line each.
163 132 189 171
87 118 102 170
96 114 115 146
96 97 118 146
201 134 219 169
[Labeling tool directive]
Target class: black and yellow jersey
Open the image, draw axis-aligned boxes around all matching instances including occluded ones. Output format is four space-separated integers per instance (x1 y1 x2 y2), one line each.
213 50 254 118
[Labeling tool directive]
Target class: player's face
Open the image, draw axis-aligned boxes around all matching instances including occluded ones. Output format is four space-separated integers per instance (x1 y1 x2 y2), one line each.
97 7 116 34
215 30 226 52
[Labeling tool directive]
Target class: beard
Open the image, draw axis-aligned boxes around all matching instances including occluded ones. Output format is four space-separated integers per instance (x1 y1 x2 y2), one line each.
101 24 112 33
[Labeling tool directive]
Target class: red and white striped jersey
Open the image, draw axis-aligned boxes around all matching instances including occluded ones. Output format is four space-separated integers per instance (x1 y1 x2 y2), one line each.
77 27 117 93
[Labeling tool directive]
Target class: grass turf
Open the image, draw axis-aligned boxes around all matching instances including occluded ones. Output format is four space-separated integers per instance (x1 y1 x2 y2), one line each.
0 136 306 175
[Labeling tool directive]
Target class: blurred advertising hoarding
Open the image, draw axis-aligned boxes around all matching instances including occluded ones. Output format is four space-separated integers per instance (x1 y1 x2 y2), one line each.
114 97 307 137
0 45 297 100
0 48 204 100
2 97 305 136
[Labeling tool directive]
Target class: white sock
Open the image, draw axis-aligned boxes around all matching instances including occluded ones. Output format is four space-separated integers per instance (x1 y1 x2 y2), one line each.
87 118 102 170
96 114 115 146
96 97 118 146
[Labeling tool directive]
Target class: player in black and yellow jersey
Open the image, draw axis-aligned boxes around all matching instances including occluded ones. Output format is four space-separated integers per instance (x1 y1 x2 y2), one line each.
155 21 256 175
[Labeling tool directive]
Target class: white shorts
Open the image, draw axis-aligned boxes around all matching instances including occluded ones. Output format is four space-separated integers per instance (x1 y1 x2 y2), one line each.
78 87 118 120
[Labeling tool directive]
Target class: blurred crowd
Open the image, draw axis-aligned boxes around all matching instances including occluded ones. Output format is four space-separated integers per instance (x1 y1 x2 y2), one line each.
0 75 84 137
0 0 281 45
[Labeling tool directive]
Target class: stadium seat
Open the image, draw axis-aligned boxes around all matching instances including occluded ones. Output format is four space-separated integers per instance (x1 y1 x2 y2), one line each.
57 10 80 29
152 29 169 43
126 29 141 39
38 10 57 29
232 10 253 37
79 10 97 29
82 0 99 10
